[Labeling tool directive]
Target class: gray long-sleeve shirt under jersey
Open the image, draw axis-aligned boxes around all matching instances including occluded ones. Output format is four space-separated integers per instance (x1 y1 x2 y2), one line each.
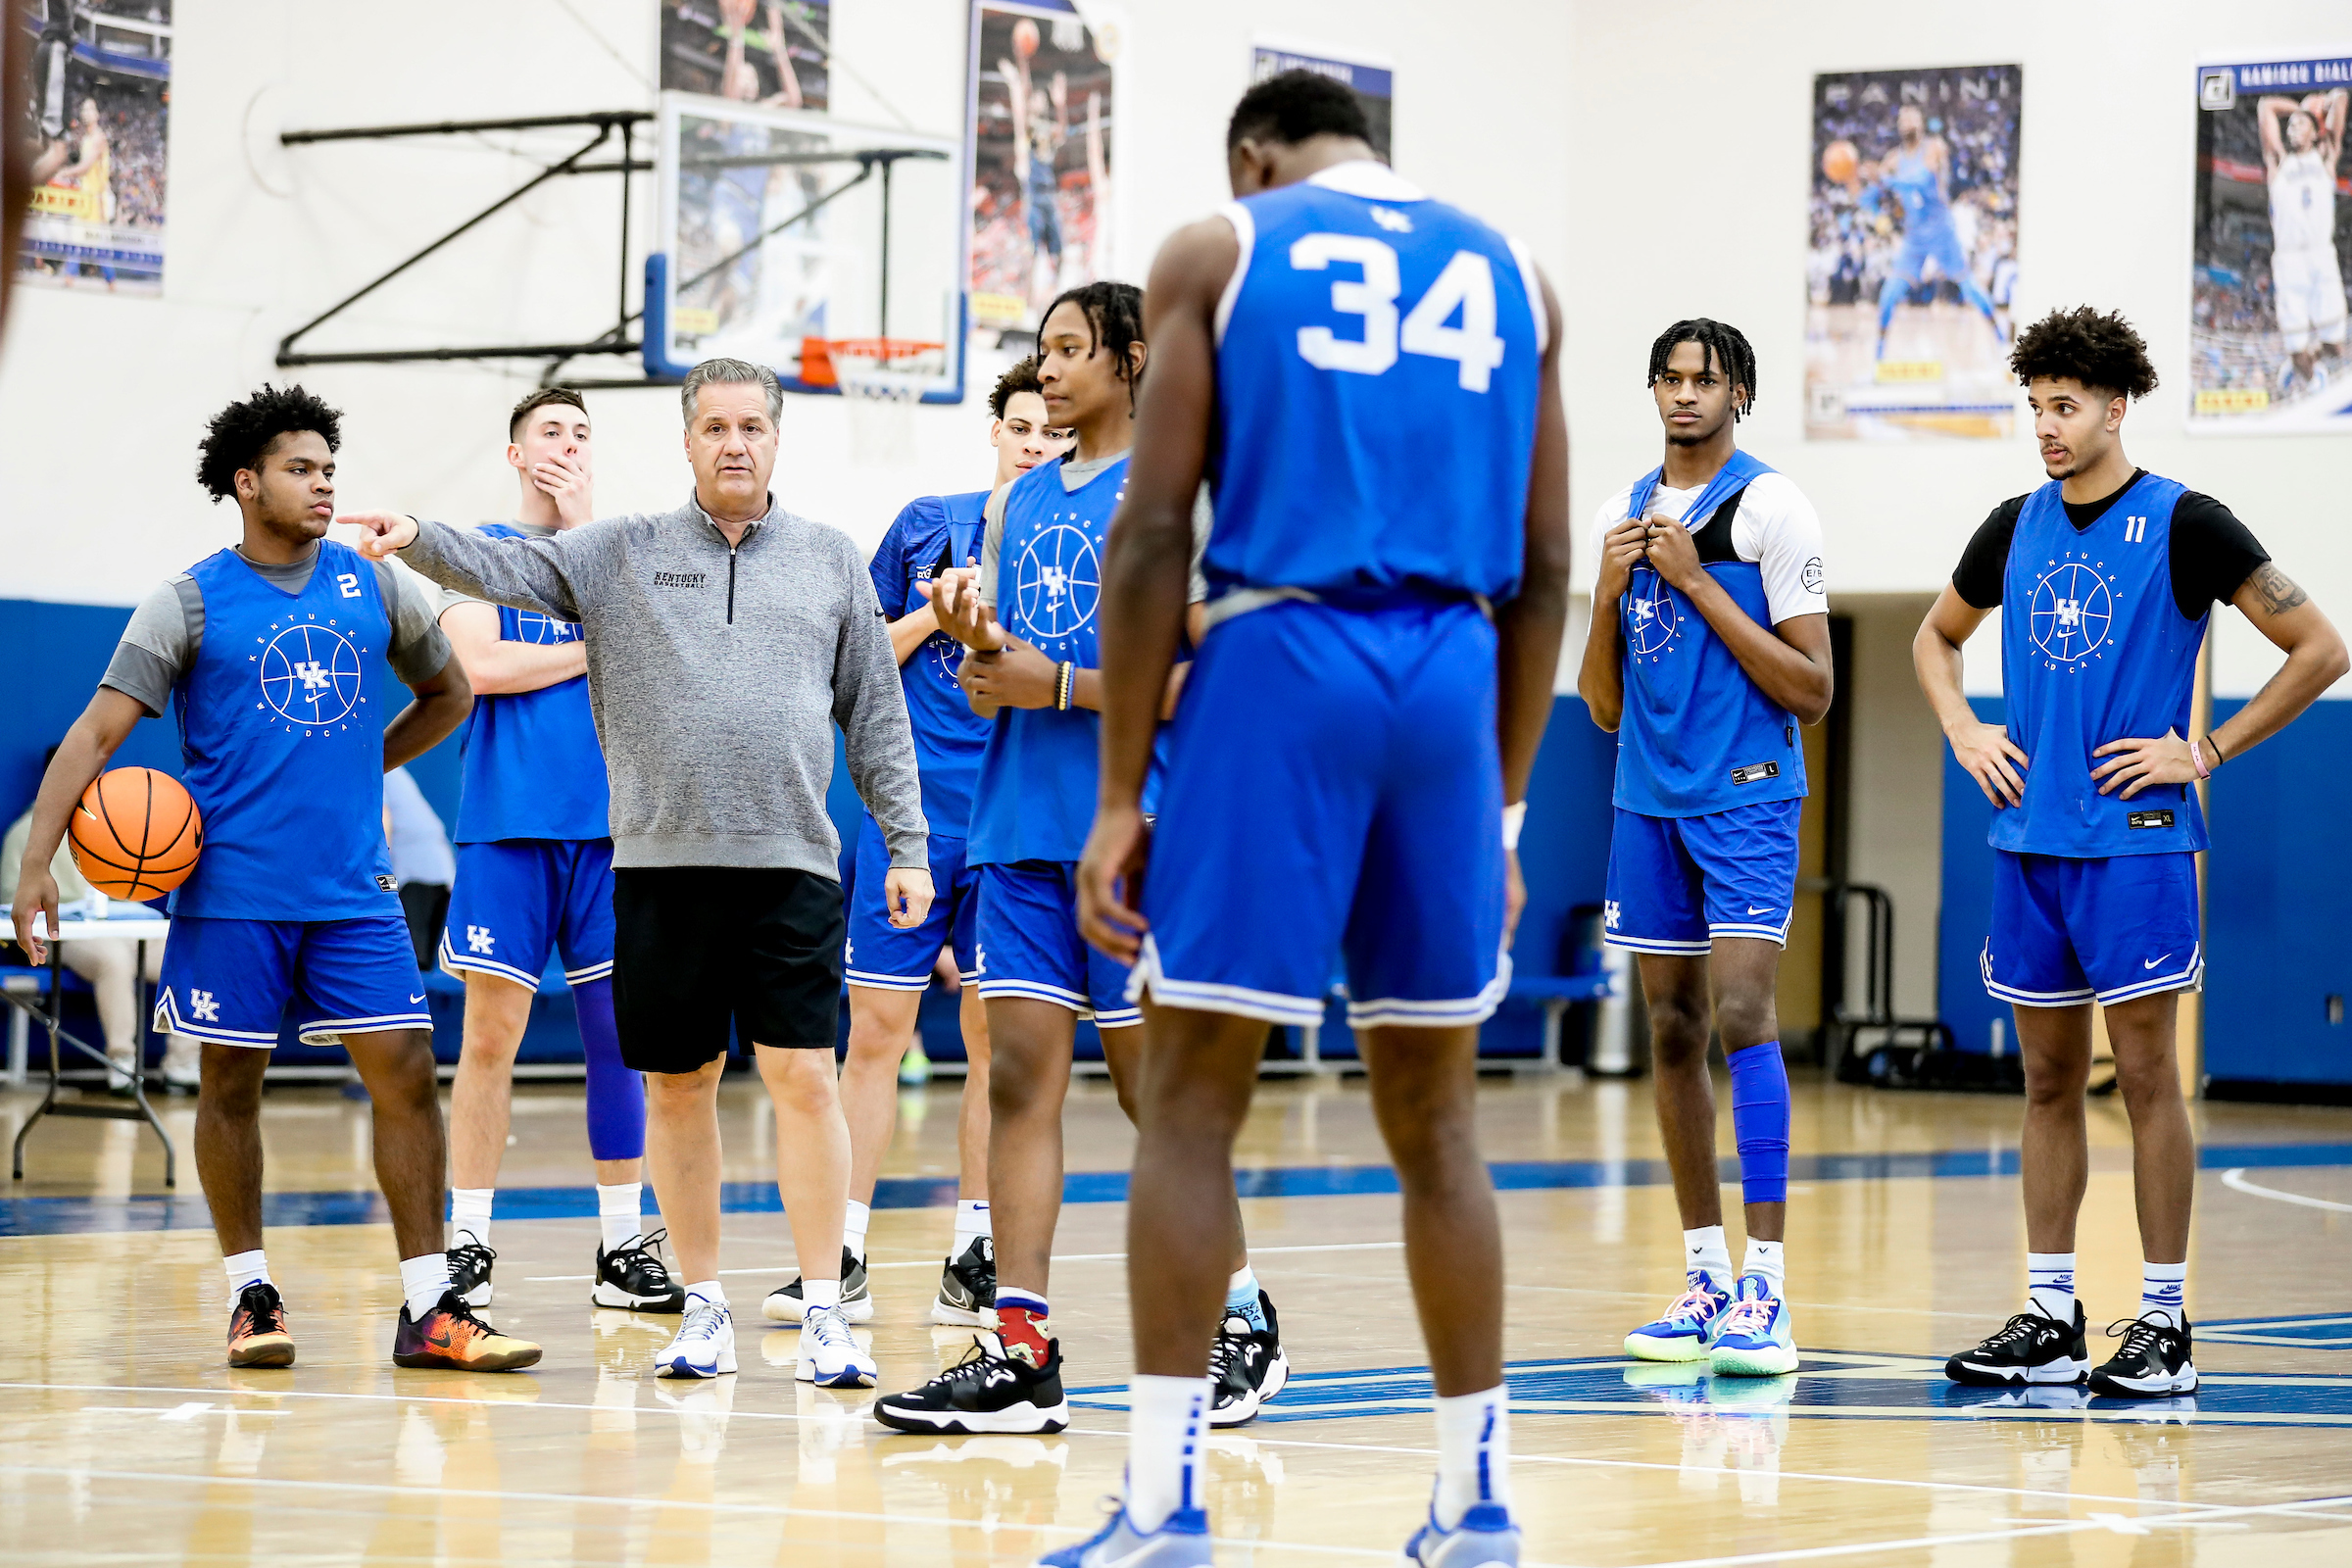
396 492 927 877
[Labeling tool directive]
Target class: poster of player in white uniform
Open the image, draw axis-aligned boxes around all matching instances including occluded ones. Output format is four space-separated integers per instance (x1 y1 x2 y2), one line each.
12 1 170 295
1804 65 2021 440
2191 54 2352 433
965 2 1115 347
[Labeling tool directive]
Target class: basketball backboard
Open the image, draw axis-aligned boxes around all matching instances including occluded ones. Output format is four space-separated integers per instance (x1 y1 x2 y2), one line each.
646 93 965 402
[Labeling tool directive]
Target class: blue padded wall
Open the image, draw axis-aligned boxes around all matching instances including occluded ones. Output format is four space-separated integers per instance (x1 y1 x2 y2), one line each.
1936 696 2007 1056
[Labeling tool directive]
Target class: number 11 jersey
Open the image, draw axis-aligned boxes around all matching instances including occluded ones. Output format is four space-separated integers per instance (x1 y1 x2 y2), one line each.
1207 161 1545 603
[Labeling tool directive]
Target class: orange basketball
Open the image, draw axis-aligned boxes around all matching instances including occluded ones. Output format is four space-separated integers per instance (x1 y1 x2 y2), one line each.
68 767 203 900
1011 17 1040 59
1822 138 1859 185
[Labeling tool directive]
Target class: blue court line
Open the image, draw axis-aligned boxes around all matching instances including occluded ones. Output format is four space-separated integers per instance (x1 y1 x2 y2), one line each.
3 1141 2347 1239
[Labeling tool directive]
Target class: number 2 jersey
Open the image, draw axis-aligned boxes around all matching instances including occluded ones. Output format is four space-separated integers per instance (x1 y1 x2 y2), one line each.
1206 160 1544 603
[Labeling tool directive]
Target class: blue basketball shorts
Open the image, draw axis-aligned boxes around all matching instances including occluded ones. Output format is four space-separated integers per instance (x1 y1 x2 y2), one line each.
155 913 429 1048
439 838 615 991
1132 596 1508 1031
1982 851 2203 1008
1602 801 1802 955
845 812 980 991
1891 222 1970 286
974 861 1139 1028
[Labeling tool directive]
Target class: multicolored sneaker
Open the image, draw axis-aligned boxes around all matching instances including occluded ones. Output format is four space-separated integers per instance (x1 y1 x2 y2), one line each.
1708 1274 1798 1377
1036 1501 1212 1567
1624 1271 1731 1362
1403 1497 1522 1566
393 1291 543 1372
226 1282 296 1368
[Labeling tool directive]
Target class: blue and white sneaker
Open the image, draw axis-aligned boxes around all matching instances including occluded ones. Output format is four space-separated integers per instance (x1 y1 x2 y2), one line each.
654 1298 737 1379
1624 1270 1731 1362
1403 1499 1521 1567
1708 1273 1798 1377
1035 1502 1211 1566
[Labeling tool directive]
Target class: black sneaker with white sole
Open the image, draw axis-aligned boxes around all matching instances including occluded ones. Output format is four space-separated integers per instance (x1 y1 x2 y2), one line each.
448 1236 496 1308
2089 1313 2198 1397
1207 1290 1291 1427
762 1247 873 1324
592 1229 685 1313
872 1332 1070 1435
1944 1302 2088 1386
930 1236 997 1326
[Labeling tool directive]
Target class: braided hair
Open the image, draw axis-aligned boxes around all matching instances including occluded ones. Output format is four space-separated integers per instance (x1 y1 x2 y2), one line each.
1040 280 1147 410
1645 318 1757 418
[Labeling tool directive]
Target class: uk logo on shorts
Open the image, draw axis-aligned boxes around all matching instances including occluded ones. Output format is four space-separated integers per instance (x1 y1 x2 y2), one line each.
466 925 495 955
2028 553 2117 671
1625 568 1680 660
1013 516 1102 647
189 988 220 1022
254 616 369 734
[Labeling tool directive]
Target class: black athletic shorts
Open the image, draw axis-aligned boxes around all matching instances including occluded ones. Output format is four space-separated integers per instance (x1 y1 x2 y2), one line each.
612 866 845 1073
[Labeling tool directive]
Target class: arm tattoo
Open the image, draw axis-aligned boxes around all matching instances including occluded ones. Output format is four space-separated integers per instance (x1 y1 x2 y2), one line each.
2250 563 2310 616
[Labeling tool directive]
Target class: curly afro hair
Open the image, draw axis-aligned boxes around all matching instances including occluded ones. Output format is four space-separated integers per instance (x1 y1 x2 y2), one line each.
2009 307 2158 401
196 383 344 503
989 355 1046 419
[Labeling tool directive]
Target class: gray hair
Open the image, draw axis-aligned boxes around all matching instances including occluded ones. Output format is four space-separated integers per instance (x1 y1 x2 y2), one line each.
680 358 784 425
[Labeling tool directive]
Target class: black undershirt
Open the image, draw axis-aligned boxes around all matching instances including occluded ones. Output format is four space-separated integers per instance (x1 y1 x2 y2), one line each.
1950 469 2271 620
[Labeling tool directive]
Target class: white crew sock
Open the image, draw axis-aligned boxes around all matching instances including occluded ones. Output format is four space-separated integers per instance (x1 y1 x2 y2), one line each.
1684 1225 1733 1288
1125 1374 1209 1533
2027 1251 2077 1323
953 1199 991 1254
802 1277 841 1312
448 1187 494 1249
843 1200 871 1264
685 1279 725 1309
2139 1260 2186 1330
223 1249 270 1306
1742 1238 1786 1294
399 1252 453 1322
597 1182 643 1251
1433 1385 1513 1530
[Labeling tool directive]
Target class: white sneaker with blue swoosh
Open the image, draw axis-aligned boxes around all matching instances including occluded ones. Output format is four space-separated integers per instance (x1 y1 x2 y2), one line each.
1035 1502 1211 1566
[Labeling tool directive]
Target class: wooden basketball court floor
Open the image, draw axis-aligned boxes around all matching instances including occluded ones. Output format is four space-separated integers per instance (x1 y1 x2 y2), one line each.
4 1067 2349 1566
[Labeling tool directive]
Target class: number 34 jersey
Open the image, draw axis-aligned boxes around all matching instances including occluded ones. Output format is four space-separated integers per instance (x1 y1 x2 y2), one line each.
1207 161 1545 603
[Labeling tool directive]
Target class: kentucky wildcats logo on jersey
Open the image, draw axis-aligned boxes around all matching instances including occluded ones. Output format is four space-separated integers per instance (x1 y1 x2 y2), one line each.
1625 569 1681 660
2026 551 2118 671
510 610 581 646
1012 512 1105 649
254 614 371 735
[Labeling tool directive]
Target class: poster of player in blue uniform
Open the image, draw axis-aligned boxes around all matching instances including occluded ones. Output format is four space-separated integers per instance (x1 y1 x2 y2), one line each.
13 1 171 295
2190 54 2352 434
966 2 1115 346
1805 64 2021 440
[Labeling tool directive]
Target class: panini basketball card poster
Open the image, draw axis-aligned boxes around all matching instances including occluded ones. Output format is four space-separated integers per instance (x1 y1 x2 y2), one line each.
966 2 1116 345
2190 54 2352 433
1804 65 2022 440
13 1 172 296
660 1 831 111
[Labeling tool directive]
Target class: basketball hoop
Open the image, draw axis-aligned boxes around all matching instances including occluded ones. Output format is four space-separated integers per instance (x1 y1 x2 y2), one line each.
805 337 941 468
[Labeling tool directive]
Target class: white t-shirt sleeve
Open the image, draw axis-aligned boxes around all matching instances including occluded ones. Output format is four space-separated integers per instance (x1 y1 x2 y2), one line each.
1738 475 1829 624
1590 485 1637 564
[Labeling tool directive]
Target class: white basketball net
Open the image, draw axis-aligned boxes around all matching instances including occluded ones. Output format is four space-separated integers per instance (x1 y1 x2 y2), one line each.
833 343 942 469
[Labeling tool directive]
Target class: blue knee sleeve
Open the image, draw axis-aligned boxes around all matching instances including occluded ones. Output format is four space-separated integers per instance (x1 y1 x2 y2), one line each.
574 979 645 1161
1727 1041 1790 1205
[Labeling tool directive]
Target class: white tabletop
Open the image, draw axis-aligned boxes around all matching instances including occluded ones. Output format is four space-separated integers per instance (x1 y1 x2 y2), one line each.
2 906 172 944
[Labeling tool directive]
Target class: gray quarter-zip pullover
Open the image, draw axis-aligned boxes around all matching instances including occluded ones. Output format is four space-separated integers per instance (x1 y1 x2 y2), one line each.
397 492 927 876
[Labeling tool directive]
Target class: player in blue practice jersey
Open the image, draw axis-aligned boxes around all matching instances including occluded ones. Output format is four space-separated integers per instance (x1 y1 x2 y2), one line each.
764 357 1069 1330
1578 320 1833 1386
1062 74 1569 1567
433 389 680 1318
1867 104 2004 360
8 386 538 1374
1918 309 2346 1397
878 282 1288 1443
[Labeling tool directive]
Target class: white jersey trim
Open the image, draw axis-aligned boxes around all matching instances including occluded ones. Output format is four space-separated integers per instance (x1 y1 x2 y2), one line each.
1304 159 1427 202
1505 236 1548 357
1214 200 1254 347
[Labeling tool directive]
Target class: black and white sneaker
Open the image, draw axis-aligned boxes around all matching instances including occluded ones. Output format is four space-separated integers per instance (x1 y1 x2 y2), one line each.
592 1229 686 1313
1207 1290 1291 1428
930 1236 996 1327
2089 1313 2198 1398
872 1332 1070 1435
1944 1302 2089 1386
762 1248 874 1324
448 1235 496 1308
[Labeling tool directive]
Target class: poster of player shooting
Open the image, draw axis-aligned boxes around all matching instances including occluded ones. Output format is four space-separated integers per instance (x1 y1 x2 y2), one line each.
1804 64 2021 440
659 0 830 111
966 2 1114 346
13 1 172 296
2190 54 2352 433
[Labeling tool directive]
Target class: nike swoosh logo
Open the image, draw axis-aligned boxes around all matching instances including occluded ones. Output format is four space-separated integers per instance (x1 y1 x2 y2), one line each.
1747 906 1774 916
410 994 425 1004
2143 956 2169 970
424 1329 454 1349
